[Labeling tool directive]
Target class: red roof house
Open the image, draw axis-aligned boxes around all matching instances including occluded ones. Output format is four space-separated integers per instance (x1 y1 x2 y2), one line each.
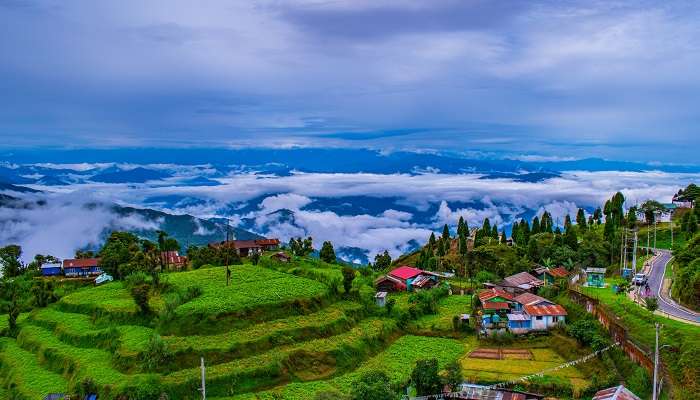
389 266 424 281
63 258 102 277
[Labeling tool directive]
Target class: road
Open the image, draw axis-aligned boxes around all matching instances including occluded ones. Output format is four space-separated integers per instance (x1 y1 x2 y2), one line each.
646 249 700 323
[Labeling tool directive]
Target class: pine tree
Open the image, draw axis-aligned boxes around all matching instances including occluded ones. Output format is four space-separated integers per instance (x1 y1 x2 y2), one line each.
459 234 467 255
428 232 437 249
531 216 540 234
576 208 587 230
319 241 336 263
564 214 572 230
482 218 491 235
442 224 450 241
520 219 531 243
436 239 446 257
457 216 467 238
564 224 578 250
491 225 498 240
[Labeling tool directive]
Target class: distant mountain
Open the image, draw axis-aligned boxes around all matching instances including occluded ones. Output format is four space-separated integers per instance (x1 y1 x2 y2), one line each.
0 182 40 193
112 205 262 248
90 167 170 183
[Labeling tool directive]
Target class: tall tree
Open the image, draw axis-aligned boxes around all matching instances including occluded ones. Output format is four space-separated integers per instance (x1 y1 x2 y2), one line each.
0 245 24 278
351 371 395 400
640 200 666 225
626 206 638 227
341 267 355 295
373 250 391 271
0 276 30 335
593 207 603 225
411 359 442 396
576 208 587 230
564 214 572 230
531 216 540 234
457 216 468 239
319 241 336 264
482 218 491 236
441 224 450 241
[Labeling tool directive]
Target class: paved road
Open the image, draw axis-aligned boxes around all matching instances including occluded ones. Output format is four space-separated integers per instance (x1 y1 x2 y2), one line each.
646 249 700 323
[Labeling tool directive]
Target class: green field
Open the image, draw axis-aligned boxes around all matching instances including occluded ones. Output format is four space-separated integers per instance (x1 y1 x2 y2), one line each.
0 255 619 399
413 294 472 332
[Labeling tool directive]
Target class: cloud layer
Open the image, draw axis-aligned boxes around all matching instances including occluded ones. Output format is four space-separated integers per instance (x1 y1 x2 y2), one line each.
1 1 700 162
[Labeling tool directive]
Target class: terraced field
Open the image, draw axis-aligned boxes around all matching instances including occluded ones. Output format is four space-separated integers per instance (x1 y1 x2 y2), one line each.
0 257 608 399
0 262 413 399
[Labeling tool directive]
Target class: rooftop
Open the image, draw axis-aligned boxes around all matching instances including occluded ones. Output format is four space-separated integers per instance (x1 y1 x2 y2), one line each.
389 265 424 280
524 304 568 316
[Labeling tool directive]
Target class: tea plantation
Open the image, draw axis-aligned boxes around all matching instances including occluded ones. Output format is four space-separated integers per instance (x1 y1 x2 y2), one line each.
0 256 605 399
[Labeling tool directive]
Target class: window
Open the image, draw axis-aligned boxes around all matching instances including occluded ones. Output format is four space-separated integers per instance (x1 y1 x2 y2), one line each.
536 316 543 320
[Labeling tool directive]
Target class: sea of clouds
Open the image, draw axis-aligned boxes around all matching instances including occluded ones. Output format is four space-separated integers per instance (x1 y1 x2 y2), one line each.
1 163 696 263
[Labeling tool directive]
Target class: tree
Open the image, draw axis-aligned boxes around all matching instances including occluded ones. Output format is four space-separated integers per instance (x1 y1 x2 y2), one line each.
99 231 142 279
385 298 395 316
531 216 540 234
0 277 30 335
442 224 450 241
645 296 659 313
0 245 24 278
640 200 665 225
411 358 441 396
341 267 356 295
482 218 492 236
457 216 468 238
564 223 578 250
443 361 462 392
320 241 337 263
428 232 437 249
626 206 638 227
373 250 391 271
687 213 698 238
576 208 587 230
31 280 58 307
75 249 95 259
26 254 60 275
351 371 395 400
458 234 468 256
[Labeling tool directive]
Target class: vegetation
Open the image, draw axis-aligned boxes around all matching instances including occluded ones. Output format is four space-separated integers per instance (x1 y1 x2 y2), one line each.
671 233 700 310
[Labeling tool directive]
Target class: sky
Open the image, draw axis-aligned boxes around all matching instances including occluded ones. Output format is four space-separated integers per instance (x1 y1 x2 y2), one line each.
1 0 699 163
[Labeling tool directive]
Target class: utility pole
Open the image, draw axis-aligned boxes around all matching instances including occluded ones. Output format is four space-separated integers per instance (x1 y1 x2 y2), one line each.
654 218 657 250
652 323 660 400
199 357 206 399
632 230 638 274
225 222 231 287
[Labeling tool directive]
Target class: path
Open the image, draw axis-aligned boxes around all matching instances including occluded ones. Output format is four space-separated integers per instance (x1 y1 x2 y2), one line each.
647 249 700 323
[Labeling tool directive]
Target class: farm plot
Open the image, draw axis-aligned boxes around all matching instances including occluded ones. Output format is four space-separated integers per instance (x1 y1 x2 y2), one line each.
460 344 590 393
223 335 467 400
0 337 68 399
413 294 472 332
171 266 330 318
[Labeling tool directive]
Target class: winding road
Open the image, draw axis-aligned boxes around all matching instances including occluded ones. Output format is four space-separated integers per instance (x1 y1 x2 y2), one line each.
646 249 700 323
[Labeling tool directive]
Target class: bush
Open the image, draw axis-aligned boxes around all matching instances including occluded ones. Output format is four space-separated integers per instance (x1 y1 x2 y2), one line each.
130 284 151 315
140 334 174 371
124 271 150 289
351 370 395 400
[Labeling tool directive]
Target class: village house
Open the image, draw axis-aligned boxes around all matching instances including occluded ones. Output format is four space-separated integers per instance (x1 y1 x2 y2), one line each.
490 271 544 294
210 238 280 257
478 288 567 335
532 266 569 285
40 262 63 276
523 304 567 330
592 385 641 400
63 258 102 277
374 265 439 292
271 251 291 263
585 267 607 287
161 251 187 270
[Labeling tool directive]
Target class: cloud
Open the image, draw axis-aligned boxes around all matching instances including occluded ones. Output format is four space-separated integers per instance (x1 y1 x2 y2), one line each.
1 1 700 162
0 192 161 262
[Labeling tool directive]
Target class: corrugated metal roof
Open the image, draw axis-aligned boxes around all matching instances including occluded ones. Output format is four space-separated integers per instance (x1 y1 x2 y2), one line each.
478 288 514 302
524 304 568 316
592 385 641 400
389 265 423 280
63 258 101 268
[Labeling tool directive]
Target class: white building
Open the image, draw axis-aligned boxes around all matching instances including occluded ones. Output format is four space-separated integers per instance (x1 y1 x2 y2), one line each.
524 304 567 330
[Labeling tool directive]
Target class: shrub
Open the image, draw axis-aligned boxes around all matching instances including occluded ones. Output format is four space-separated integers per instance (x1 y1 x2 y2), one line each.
411 358 441 396
140 334 174 371
351 370 395 400
644 296 658 312
124 271 149 289
130 284 151 315
342 267 356 295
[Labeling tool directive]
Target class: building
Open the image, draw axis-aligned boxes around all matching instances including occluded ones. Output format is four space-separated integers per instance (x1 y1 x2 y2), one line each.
40 262 63 276
513 292 554 311
456 384 544 400
374 266 439 292
585 267 607 287
498 271 544 293
592 385 641 400
532 266 569 285
210 238 281 257
375 291 387 307
523 304 567 330
161 251 187 270
271 252 291 262
63 258 102 277
374 274 407 292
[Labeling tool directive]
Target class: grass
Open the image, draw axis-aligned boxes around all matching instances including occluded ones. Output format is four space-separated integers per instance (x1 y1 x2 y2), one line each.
165 301 364 364
170 265 330 318
578 279 700 395
414 294 472 332
162 318 398 397
638 223 686 250
223 335 466 400
460 346 589 392
0 337 69 399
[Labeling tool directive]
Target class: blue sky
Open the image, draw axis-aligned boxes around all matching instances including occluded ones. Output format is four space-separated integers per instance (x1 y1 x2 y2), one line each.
1 1 699 163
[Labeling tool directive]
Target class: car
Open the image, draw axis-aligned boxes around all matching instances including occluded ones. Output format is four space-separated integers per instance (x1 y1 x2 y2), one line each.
94 273 113 285
632 273 647 286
